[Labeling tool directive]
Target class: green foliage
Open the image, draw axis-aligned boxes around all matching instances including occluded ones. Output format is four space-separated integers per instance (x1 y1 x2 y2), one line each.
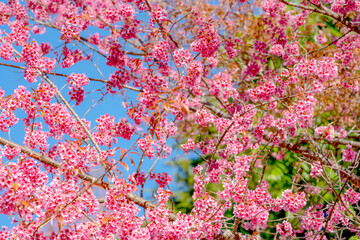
324 16 342 37
166 158 198 214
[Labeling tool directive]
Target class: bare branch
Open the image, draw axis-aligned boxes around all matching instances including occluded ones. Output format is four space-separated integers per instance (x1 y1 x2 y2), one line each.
277 139 360 186
0 62 141 92
279 0 360 35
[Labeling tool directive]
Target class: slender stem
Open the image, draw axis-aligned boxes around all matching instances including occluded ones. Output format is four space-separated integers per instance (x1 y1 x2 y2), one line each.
0 62 141 92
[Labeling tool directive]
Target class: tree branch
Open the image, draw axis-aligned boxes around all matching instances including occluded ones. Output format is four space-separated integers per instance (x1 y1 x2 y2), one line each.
277 139 360 186
0 62 141 92
316 137 360 148
279 0 360 35
0 136 258 240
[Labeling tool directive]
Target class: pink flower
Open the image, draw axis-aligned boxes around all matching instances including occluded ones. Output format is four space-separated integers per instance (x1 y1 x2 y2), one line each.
282 189 306 213
342 144 357 162
276 220 294 238
67 73 89 88
150 172 173 188
315 125 334 140
3 145 21 160
269 44 284 56
310 161 323 178
174 48 191 67
191 22 221 58
181 138 196 152
344 188 360 204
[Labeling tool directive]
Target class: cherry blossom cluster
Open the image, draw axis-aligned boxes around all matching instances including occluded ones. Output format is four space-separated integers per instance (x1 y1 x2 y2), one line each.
21 41 56 82
276 220 294 239
0 0 359 238
191 22 221 58
315 125 335 141
66 73 89 105
2 145 21 160
93 114 135 147
248 81 276 102
107 69 133 93
301 205 325 233
342 144 357 162
269 44 284 57
181 138 196 153
150 172 173 188
223 38 239 59
150 6 168 25
61 47 90 69
173 48 192 67
130 170 146 186
180 60 203 89
279 189 307 213
0 157 48 221
42 103 75 138
24 122 49 151
343 187 360 205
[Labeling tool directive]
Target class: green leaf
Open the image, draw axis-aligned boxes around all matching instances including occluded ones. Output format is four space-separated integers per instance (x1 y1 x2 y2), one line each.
349 236 359 240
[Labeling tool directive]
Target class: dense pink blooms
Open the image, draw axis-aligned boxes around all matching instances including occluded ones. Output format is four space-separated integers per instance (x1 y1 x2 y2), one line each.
302 206 325 232
281 189 307 213
152 41 169 62
174 48 192 67
0 0 359 239
315 124 335 140
269 44 284 56
344 188 360 204
276 220 294 239
248 81 276 101
181 138 196 152
150 172 173 188
67 73 89 88
3 145 21 160
342 144 357 162
191 22 221 57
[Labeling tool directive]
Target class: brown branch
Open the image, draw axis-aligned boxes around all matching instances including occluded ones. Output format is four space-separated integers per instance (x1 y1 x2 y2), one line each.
320 177 350 240
0 136 258 240
279 0 333 16
316 137 360 148
143 0 180 48
0 137 105 187
28 16 146 57
277 139 360 186
0 62 141 92
0 137 175 217
309 30 351 55
279 0 360 35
